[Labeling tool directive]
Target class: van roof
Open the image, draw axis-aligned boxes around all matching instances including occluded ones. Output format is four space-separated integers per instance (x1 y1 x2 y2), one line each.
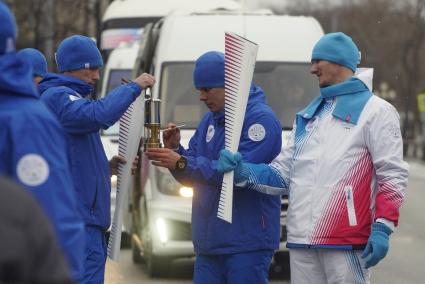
156 13 324 63
102 0 241 21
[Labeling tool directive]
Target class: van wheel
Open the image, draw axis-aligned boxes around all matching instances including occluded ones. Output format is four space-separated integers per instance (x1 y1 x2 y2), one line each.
121 232 131 248
146 248 169 277
131 237 144 264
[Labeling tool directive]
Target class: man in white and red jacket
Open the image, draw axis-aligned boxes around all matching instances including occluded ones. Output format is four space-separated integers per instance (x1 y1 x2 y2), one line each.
218 32 409 284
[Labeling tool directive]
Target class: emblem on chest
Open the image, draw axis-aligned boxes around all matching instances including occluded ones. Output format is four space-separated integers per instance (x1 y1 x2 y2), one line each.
206 125 215 142
248 123 266 141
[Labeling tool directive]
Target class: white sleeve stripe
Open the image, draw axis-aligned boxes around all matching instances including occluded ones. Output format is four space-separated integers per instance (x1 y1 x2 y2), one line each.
246 165 289 196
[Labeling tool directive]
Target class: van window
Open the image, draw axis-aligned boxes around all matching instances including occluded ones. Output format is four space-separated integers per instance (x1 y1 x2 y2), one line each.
159 62 319 129
102 69 133 136
102 17 161 30
253 62 320 129
159 63 207 129
106 69 133 94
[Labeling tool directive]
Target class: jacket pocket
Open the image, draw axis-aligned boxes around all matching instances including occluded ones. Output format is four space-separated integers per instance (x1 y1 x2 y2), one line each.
345 186 357 226
91 183 98 214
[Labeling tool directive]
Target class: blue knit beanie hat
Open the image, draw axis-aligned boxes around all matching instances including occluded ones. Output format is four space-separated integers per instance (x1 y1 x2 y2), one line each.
311 32 360 72
0 2 17 55
193 51 225 89
17 48 48 77
56 35 103 72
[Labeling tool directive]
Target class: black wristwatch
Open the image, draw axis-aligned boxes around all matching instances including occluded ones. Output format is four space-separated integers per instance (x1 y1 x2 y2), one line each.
175 155 187 171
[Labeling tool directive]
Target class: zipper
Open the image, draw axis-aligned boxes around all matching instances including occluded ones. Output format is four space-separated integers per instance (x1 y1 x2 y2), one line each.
345 186 357 226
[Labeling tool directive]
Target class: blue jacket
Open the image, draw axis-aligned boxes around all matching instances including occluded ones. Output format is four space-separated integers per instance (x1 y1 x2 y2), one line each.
38 73 142 229
0 53 84 280
174 85 282 255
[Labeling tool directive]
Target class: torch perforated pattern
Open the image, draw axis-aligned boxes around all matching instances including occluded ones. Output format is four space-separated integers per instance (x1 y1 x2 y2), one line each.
217 32 258 223
107 105 132 259
108 94 144 261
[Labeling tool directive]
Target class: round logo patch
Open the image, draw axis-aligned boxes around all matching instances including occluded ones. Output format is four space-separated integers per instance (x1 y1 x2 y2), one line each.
206 125 215 143
17 154 49 187
248 124 266 142
388 124 401 139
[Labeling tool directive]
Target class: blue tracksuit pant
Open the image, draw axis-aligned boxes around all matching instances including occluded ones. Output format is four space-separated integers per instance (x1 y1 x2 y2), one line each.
193 250 274 284
81 226 107 284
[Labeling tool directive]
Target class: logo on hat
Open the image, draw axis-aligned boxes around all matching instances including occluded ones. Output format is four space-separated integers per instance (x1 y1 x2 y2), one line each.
5 37 14 53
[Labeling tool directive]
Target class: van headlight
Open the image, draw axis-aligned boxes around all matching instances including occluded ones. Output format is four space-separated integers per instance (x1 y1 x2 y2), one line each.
179 187 193 198
155 218 168 243
155 166 193 198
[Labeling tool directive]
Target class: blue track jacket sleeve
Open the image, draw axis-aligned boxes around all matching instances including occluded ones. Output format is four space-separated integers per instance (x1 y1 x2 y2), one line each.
9 114 85 281
172 111 283 189
43 82 141 134
171 129 221 187
236 162 289 195
239 122 297 196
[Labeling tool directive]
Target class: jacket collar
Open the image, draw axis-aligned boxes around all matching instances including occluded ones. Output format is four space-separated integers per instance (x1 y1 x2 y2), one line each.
297 77 372 125
38 73 94 97
212 84 266 125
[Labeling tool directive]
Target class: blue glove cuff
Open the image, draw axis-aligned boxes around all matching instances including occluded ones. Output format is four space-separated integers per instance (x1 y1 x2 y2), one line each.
372 222 393 236
235 162 250 184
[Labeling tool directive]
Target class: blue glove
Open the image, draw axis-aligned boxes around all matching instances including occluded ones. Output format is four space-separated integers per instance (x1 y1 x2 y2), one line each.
361 222 393 268
217 149 250 183
217 149 241 172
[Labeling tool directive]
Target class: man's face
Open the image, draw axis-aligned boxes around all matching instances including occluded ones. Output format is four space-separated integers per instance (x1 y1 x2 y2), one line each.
198 87 225 113
310 60 344 87
68 67 100 86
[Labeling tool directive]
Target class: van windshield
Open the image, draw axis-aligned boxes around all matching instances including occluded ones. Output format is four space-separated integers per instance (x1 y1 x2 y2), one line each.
159 62 320 129
102 69 133 136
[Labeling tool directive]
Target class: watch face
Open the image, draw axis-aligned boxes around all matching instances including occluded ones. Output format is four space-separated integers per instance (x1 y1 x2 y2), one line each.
176 156 187 171
177 161 185 169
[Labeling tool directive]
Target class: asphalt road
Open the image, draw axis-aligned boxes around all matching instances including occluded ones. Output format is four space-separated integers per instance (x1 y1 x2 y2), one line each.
105 251 290 284
105 160 425 284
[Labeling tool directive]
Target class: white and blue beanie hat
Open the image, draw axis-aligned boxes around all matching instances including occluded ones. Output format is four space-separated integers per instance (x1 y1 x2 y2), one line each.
0 2 17 55
193 51 225 89
56 35 103 72
311 32 360 72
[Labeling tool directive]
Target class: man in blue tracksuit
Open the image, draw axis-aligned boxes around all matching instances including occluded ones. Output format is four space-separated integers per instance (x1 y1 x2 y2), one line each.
17 48 48 85
38 35 155 283
0 2 84 282
146 51 282 283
